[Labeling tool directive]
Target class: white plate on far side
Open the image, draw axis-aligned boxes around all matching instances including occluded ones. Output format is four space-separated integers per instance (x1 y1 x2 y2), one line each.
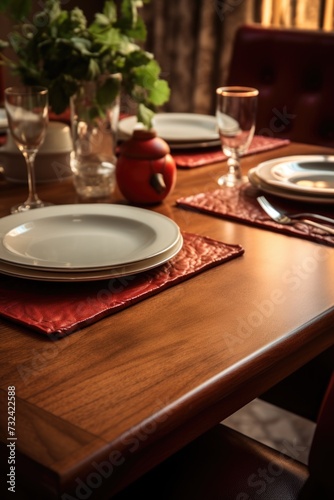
216 111 240 136
168 139 221 149
0 204 181 270
255 155 334 196
0 234 183 282
118 113 219 143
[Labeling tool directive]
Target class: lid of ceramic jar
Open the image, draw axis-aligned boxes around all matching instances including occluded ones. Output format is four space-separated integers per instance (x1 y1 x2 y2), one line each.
119 129 170 159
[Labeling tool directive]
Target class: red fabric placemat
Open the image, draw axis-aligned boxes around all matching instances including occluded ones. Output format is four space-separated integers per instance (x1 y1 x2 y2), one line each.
172 136 290 168
177 184 334 247
0 232 244 338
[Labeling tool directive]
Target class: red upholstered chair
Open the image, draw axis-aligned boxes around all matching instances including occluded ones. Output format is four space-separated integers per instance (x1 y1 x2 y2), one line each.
115 372 334 499
226 24 334 147
227 26 334 424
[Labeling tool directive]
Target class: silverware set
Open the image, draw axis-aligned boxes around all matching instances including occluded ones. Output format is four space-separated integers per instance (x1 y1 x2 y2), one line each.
257 196 334 236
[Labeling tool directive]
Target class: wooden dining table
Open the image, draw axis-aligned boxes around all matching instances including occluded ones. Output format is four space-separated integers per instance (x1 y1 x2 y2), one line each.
0 140 334 499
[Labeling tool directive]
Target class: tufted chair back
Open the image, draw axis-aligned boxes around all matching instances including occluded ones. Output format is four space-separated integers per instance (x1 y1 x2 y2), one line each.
227 24 334 147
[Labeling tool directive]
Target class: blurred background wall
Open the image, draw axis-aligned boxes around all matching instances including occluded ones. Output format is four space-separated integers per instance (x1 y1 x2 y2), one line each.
0 0 331 113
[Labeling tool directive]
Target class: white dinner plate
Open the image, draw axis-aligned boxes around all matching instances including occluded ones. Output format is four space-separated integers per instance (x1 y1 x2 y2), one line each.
0 234 183 282
255 155 334 196
118 113 219 143
0 204 181 270
248 168 334 204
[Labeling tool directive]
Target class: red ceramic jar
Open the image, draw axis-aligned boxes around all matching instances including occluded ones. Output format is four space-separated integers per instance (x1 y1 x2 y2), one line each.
116 129 177 204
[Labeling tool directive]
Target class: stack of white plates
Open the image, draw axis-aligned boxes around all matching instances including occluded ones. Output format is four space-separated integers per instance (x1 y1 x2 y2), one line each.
118 113 221 149
0 204 183 281
248 155 334 204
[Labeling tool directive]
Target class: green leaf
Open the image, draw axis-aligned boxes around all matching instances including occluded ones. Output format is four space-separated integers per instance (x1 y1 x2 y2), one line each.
132 60 161 92
137 103 155 129
45 0 62 24
87 58 101 80
57 7 87 37
120 0 138 27
96 76 121 107
71 37 93 55
127 16 147 41
148 79 170 106
103 1 117 23
90 25 122 48
125 49 152 67
51 9 67 30
94 13 111 28
146 59 160 79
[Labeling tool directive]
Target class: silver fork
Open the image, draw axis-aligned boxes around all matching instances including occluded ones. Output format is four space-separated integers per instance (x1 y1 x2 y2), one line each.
257 196 334 235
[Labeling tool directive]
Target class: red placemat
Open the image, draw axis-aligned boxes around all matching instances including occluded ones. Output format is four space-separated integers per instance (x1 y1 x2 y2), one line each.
172 136 290 168
0 232 244 338
177 184 334 247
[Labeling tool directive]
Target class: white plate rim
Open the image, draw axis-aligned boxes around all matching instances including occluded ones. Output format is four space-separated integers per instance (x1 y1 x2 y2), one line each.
0 235 183 282
1 232 183 273
255 155 334 196
248 168 334 204
0 204 180 270
118 113 219 143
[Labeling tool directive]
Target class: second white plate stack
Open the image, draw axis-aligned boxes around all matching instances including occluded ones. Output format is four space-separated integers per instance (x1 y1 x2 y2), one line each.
248 155 334 204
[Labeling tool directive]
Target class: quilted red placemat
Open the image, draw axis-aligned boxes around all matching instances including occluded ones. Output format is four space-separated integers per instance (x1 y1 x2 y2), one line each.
0 232 244 338
177 184 334 247
172 136 290 168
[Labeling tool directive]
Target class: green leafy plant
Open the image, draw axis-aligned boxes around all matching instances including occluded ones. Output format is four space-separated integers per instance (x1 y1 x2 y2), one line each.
0 0 170 127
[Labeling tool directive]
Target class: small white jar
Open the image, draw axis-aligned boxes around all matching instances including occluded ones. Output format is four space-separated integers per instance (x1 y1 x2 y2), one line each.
0 121 73 183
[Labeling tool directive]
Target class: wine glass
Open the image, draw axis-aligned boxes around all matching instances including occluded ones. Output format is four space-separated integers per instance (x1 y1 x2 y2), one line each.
4 86 51 213
216 86 259 187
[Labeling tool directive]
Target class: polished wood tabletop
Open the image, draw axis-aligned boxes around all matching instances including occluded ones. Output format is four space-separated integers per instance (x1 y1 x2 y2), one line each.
1 142 334 499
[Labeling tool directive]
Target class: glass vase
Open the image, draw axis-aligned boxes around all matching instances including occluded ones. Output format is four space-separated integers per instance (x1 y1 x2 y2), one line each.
70 74 121 200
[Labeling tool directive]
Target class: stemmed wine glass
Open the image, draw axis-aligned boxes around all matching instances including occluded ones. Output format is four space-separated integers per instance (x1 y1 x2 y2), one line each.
216 86 259 187
4 86 51 213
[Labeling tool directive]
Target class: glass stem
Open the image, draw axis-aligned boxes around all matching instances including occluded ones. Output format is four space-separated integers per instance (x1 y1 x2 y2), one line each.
22 151 41 206
226 151 242 185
